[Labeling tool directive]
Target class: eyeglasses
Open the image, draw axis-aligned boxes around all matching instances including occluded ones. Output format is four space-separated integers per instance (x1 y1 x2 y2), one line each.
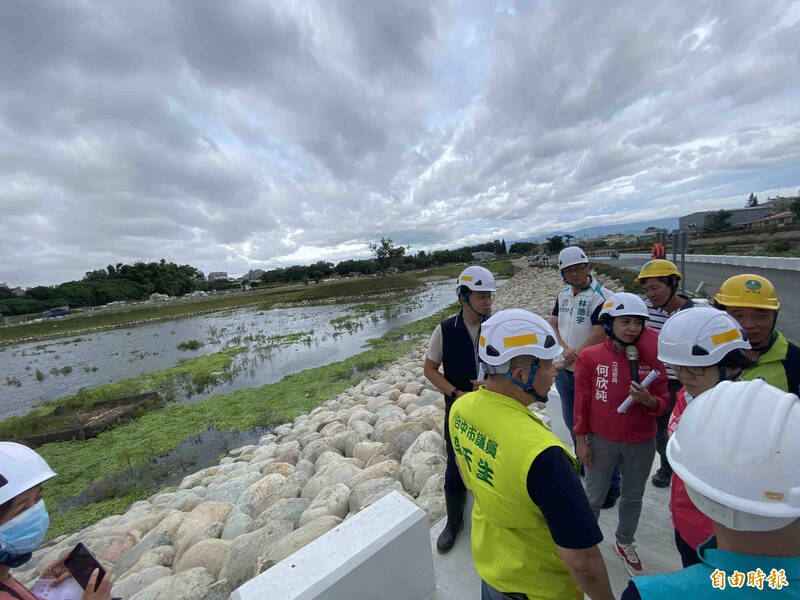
668 364 708 377
563 264 588 274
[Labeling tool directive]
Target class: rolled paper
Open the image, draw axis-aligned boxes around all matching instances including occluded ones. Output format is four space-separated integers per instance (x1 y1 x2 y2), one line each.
617 369 660 413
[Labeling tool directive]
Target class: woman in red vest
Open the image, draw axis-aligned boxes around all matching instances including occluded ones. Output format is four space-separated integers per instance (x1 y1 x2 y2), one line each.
573 292 669 576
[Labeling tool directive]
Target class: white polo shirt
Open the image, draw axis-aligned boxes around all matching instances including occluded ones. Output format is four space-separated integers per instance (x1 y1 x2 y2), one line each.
552 280 612 372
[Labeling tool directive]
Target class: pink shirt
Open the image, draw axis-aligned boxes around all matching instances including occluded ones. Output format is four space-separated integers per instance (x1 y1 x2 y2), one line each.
668 387 714 549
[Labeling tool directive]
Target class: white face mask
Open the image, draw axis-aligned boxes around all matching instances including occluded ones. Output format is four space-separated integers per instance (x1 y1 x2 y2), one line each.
0 499 49 558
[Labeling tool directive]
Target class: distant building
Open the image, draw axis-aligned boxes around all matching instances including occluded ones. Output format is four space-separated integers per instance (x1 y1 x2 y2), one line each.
208 272 228 282
600 234 638 244
739 211 795 231
679 204 774 231
246 268 265 281
0 284 24 296
472 251 496 262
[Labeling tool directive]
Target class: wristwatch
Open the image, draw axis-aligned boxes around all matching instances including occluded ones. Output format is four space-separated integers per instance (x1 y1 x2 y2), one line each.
449 389 460 403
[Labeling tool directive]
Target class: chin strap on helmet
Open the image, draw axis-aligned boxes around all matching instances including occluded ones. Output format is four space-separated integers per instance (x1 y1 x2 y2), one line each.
504 359 547 401
561 271 592 292
459 288 491 321
602 318 644 347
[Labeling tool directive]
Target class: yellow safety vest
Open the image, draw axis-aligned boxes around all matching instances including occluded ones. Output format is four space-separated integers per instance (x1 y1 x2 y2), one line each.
741 331 795 392
449 387 582 600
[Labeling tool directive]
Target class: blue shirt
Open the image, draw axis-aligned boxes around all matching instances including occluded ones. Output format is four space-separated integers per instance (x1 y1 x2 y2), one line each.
624 537 800 599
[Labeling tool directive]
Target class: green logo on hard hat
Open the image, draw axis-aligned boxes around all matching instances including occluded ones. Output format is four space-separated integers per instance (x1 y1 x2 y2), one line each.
745 280 762 292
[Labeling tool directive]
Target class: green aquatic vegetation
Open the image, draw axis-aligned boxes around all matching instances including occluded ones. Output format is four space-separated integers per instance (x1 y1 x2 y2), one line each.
177 339 204 351
49 365 73 376
34 302 460 539
0 347 244 441
35 369 45 381
264 330 314 347
5 376 22 387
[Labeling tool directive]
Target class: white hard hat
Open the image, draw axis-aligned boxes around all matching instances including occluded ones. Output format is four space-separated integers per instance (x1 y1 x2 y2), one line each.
457 266 496 292
0 443 57 505
668 379 800 532
557 246 589 270
658 306 751 367
598 292 649 322
478 308 562 373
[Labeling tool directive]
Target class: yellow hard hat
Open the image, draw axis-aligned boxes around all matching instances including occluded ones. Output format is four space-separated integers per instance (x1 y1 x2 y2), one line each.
635 259 682 282
713 274 779 310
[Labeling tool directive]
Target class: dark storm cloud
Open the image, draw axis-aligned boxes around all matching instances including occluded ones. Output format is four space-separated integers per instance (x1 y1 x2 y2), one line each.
1 0 798 288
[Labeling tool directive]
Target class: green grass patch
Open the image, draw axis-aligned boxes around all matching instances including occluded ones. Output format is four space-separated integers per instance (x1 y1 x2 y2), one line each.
411 260 513 280
264 331 314 347
0 348 244 440
1 275 425 345
176 339 204 351
0 290 295 344
35 302 460 539
259 274 424 309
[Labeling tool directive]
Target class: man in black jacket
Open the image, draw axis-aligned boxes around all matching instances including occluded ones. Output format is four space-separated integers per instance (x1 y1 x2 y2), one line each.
424 265 495 553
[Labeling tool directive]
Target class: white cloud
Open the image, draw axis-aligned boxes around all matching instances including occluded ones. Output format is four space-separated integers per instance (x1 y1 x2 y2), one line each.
0 0 798 287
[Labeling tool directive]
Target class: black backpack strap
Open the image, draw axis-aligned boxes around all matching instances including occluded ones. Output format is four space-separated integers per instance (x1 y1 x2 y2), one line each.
782 341 800 396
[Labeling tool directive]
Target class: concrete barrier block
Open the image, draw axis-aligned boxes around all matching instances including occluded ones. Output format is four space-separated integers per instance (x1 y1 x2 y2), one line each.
618 253 800 272
230 491 435 600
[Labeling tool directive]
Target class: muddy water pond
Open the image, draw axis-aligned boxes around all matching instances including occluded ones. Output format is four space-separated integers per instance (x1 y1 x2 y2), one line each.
2 279 499 418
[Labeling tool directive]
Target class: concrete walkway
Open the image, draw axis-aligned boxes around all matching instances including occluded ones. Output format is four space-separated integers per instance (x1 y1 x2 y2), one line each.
429 388 682 599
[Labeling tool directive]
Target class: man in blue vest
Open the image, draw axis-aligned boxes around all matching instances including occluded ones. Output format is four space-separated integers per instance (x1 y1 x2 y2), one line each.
424 265 495 553
622 379 800 598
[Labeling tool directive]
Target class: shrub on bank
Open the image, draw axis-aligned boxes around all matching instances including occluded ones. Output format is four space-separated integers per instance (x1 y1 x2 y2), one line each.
591 263 640 293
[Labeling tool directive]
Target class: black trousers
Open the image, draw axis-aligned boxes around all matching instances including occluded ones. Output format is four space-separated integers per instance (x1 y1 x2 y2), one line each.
655 379 683 473
443 398 467 494
674 528 702 568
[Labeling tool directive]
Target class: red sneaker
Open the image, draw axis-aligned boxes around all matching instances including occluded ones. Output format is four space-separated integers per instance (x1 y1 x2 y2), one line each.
616 541 643 576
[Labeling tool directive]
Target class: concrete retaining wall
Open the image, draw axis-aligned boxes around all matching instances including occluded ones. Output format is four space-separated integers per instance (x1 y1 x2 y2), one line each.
231 491 435 600
593 253 800 271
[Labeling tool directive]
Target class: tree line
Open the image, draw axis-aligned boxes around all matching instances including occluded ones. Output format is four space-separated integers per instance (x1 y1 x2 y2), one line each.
0 239 512 316
260 238 509 284
0 260 204 316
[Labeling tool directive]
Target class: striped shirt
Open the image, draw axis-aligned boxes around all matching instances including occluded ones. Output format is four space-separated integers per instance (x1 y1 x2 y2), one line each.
645 296 694 380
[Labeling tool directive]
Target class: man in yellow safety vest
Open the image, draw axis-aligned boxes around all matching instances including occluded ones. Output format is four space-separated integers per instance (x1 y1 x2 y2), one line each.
449 308 614 600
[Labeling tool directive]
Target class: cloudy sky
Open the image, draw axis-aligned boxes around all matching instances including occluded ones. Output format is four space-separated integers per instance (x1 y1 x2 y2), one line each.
2 1 799 287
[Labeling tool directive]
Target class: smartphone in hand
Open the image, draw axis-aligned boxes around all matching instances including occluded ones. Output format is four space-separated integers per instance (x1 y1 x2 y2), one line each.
64 542 105 592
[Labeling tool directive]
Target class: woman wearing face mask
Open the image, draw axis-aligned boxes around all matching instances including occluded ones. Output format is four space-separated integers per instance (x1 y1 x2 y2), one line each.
0 442 112 600
656 307 755 568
